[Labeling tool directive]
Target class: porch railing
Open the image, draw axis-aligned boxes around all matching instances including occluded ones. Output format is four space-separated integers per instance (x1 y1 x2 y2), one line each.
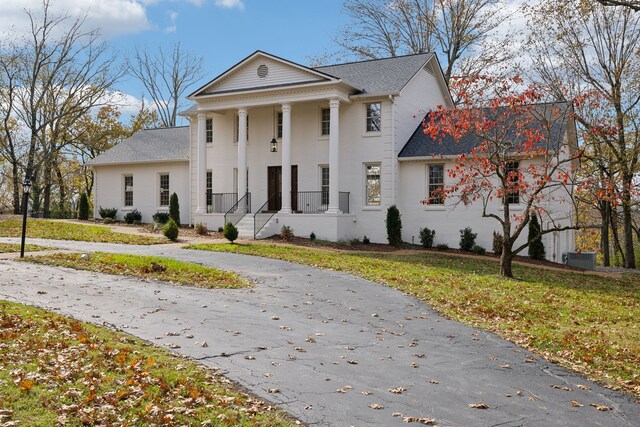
224 193 251 226
294 191 350 214
254 192 280 239
207 192 237 213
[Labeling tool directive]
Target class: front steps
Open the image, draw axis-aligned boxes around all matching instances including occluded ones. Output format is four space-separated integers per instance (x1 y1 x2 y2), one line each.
235 215 254 239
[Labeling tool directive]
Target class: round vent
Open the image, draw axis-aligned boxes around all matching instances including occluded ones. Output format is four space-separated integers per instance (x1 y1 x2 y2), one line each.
257 64 269 79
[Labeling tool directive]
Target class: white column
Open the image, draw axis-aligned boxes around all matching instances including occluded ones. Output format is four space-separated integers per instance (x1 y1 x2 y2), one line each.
280 103 292 214
196 113 207 214
327 99 341 214
237 108 248 213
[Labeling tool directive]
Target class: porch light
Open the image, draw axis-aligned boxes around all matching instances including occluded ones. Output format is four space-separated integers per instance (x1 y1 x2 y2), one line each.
270 137 278 152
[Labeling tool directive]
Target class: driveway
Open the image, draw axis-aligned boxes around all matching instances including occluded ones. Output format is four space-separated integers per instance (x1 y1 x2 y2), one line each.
0 238 638 426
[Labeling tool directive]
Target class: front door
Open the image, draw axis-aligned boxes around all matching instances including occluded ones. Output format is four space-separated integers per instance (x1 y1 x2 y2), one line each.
267 166 297 211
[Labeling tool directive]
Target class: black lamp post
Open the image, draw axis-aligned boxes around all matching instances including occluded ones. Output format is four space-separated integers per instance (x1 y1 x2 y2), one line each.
270 137 278 153
20 178 32 258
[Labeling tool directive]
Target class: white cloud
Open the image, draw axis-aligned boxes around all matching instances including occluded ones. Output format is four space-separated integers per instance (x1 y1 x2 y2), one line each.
215 0 245 10
164 10 178 33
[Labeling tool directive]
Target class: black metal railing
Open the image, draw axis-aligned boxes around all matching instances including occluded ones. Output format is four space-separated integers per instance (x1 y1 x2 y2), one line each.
207 192 237 213
224 193 251 226
292 191 350 214
254 192 281 239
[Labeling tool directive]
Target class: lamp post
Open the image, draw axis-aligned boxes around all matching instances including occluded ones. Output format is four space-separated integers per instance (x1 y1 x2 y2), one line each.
20 178 32 258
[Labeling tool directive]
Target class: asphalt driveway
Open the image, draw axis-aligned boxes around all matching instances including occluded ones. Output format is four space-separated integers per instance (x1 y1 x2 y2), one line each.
0 238 638 426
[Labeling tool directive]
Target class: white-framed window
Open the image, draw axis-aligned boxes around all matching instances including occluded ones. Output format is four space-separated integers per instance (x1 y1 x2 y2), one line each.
277 111 283 139
206 170 212 206
123 175 133 207
505 161 520 204
320 165 329 206
427 164 444 205
365 102 381 132
159 173 170 207
365 163 381 206
235 114 249 142
320 108 330 136
205 118 213 143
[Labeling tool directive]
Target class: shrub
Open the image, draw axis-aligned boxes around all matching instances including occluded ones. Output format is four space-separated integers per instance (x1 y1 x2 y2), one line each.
459 227 477 251
386 205 403 247
152 212 170 224
103 218 114 225
169 193 180 226
280 225 294 241
78 193 89 220
163 218 179 241
195 222 208 235
472 245 486 255
223 222 238 243
99 206 118 219
124 209 142 224
419 227 436 248
217 226 224 233
492 231 504 256
435 243 449 250
528 214 546 260
349 238 361 245
363 235 370 244
310 232 316 241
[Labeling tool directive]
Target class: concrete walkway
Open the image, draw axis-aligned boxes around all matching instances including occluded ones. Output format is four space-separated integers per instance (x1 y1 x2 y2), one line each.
0 237 638 427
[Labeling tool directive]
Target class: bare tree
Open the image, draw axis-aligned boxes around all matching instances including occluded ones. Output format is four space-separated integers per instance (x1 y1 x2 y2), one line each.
128 42 204 128
597 0 640 11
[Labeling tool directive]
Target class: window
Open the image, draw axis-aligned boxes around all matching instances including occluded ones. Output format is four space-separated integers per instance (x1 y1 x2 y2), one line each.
206 171 212 206
205 118 213 143
235 114 249 142
365 163 381 206
277 112 283 139
159 173 170 206
320 166 329 205
505 161 520 204
427 164 444 205
124 175 133 207
321 108 330 136
366 102 381 132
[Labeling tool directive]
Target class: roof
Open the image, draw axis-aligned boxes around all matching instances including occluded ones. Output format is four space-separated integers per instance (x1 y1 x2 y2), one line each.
88 127 190 166
399 102 571 158
314 53 434 95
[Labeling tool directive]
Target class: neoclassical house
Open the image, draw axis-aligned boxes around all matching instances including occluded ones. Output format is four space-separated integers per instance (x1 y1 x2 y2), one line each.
90 50 576 261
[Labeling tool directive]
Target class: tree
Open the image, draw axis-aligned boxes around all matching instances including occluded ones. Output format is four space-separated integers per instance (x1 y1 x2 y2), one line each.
223 222 239 243
597 0 640 11
169 192 180 227
527 0 640 268
527 214 546 260
128 42 204 128
422 77 580 277
386 205 403 247
77 192 89 220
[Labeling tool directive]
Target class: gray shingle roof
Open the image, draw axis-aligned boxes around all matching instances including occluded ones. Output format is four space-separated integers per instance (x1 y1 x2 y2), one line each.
89 127 190 166
399 103 571 158
314 53 434 95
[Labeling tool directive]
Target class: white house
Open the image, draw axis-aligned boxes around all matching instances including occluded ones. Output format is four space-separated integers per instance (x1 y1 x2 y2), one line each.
90 50 576 261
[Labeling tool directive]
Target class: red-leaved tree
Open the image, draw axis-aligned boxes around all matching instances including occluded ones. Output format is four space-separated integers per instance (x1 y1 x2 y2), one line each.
422 77 581 277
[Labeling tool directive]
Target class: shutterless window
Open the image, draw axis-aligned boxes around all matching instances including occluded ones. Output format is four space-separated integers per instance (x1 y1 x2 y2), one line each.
365 163 381 206
205 118 213 143
124 175 133 207
505 161 520 204
159 174 170 206
320 166 329 205
206 171 212 206
366 103 381 132
428 164 444 205
321 108 330 136
277 112 283 139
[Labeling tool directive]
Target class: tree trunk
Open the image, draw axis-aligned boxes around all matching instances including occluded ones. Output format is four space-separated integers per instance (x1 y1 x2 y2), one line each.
600 201 610 267
610 209 625 267
12 164 20 214
56 165 65 214
42 157 52 219
500 224 514 278
621 184 636 269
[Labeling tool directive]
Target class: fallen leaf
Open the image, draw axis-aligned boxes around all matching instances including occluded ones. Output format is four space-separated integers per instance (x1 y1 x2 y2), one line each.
429 380 439 384
369 403 384 409
589 404 611 411
268 388 280 394
403 416 436 424
271 316 279 320
468 403 489 409
361 390 372 395
244 355 255 360
347 360 358 365
576 384 591 390
570 401 583 407
389 386 407 394
305 336 316 343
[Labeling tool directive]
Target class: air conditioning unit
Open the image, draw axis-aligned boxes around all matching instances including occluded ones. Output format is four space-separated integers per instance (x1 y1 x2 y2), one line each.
563 252 596 270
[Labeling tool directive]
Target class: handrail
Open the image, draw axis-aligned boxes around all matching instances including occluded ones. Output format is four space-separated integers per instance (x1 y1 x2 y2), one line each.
207 192 237 213
254 192 280 239
224 192 251 226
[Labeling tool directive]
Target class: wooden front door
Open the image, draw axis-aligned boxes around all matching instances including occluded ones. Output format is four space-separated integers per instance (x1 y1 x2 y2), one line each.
267 166 297 211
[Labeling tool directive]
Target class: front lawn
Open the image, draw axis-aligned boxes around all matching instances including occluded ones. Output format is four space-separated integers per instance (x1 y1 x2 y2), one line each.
0 243 50 253
0 219 161 245
0 301 294 426
185 242 640 397
24 252 249 289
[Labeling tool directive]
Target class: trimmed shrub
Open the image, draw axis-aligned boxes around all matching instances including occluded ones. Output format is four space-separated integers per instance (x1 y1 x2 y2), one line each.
363 235 370 245
163 218 179 241
472 245 486 255
310 232 316 241
99 206 118 219
195 222 208 235
78 193 89 220
419 227 435 248
124 209 142 224
386 205 403 247
169 192 180 226
528 214 546 260
459 227 477 251
223 221 238 243
152 212 170 224
280 225 294 241
492 231 504 256
435 243 449 250
217 226 224 233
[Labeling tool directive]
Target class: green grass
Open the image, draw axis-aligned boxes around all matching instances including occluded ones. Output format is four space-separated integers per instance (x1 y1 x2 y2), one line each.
0 219 161 245
0 300 295 426
0 243 50 253
185 242 640 397
24 252 249 289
